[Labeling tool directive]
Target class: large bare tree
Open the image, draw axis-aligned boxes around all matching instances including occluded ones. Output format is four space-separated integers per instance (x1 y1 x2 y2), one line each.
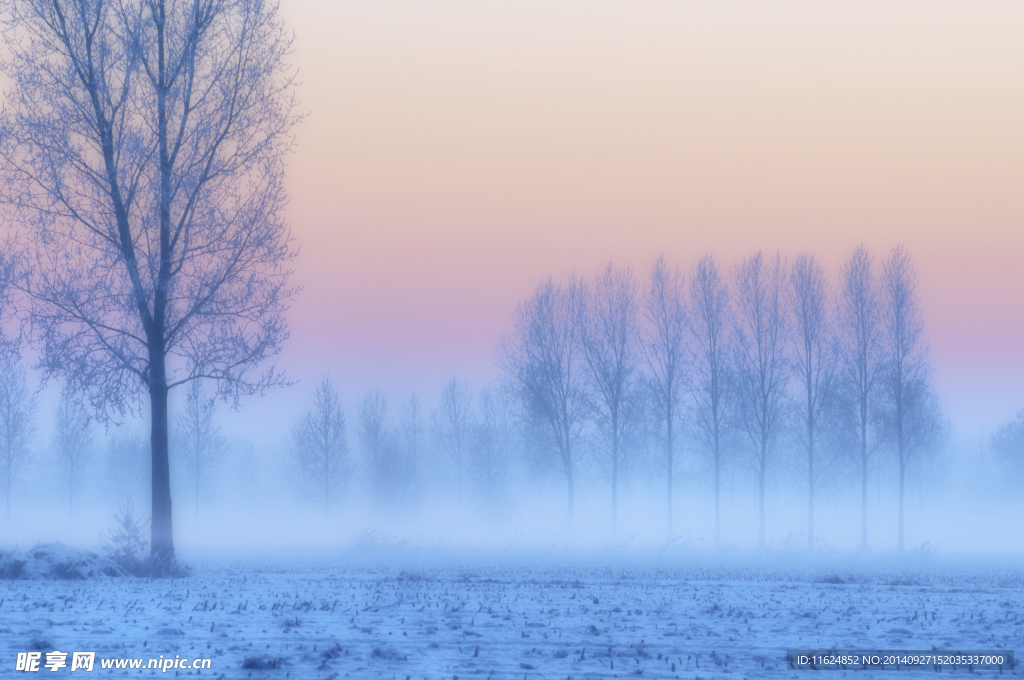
688 255 732 549
789 254 836 549
0 0 300 559
503 278 587 525
580 263 641 528
293 377 347 517
837 245 880 550
878 244 942 551
643 254 687 539
733 252 788 549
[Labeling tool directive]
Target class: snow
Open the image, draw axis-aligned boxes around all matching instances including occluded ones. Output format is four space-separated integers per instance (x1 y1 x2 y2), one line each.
1 554 1021 678
0 542 126 580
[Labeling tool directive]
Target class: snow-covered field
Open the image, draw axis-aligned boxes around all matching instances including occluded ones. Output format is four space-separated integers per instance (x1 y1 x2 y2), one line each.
3 553 1022 679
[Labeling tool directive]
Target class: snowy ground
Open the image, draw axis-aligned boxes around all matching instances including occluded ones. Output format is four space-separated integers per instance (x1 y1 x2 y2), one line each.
2 553 1022 679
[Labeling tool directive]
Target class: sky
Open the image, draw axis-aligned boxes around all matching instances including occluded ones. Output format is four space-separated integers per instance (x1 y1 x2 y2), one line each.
240 1 1024 437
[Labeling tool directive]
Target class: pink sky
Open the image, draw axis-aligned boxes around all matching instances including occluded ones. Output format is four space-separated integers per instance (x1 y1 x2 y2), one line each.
255 1 1024 434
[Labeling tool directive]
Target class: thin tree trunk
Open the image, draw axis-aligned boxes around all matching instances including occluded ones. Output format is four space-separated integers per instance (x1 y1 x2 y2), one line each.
758 453 766 549
860 417 868 550
897 457 905 551
808 427 814 551
566 465 575 527
4 452 10 521
807 382 815 550
714 438 721 550
611 438 618 529
666 415 673 541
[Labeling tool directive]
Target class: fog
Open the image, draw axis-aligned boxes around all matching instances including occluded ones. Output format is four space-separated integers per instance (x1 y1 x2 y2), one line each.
4 399 1021 557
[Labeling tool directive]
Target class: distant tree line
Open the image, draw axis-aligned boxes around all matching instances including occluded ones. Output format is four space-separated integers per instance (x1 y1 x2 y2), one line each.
4 243 1018 553
282 244 953 551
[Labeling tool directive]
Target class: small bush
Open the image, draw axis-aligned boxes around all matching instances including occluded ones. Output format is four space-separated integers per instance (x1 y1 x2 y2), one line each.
101 505 189 577
102 502 148 573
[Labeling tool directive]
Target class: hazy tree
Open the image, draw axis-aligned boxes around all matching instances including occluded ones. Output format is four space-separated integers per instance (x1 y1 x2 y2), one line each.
789 254 837 549
0 357 35 520
580 264 641 528
878 245 942 551
689 255 732 548
0 0 300 559
733 252 788 549
293 378 347 517
104 426 149 510
838 245 881 550
52 384 93 515
991 409 1024 482
502 278 588 525
359 392 389 464
174 380 225 520
400 393 424 484
361 390 411 508
234 440 261 506
432 379 473 502
643 255 687 538
473 383 517 503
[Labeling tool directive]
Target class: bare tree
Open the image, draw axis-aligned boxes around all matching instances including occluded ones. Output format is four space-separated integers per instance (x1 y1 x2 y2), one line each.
174 380 225 520
400 393 423 485
789 254 837 549
0 356 35 520
359 392 389 467
580 264 641 528
733 252 788 549
991 409 1024 483
0 0 300 560
293 377 347 517
432 379 473 503
104 425 149 511
502 278 588 525
689 255 732 549
234 439 261 507
643 255 687 539
473 383 517 504
360 390 411 508
838 245 881 550
52 383 93 515
878 245 942 550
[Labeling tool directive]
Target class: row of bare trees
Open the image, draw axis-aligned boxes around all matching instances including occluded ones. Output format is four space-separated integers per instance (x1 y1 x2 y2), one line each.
291 377 520 518
502 245 946 550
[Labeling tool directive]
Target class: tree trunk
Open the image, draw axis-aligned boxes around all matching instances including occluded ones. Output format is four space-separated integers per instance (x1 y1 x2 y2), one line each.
757 455 766 550
713 440 721 550
5 458 11 521
611 437 618 529
897 458 906 551
666 417 673 541
807 420 814 551
860 419 868 550
150 356 174 560
566 464 575 527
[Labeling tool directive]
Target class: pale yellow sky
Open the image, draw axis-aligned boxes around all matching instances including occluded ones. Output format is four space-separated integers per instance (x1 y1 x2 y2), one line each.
261 1 1024 431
